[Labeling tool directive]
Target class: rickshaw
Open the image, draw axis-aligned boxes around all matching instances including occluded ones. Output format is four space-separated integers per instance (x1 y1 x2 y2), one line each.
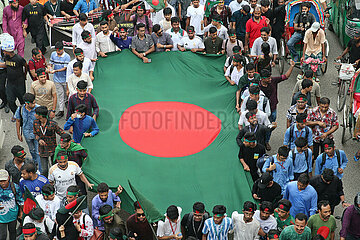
329 0 360 47
341 68 360 144
277 0 329 74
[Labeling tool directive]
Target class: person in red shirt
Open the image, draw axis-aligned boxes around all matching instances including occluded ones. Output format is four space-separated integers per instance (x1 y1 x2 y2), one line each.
28 47 49 81
244 6 269 53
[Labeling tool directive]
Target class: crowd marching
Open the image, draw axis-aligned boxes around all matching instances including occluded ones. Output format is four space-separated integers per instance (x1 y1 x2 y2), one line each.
0 0 360 239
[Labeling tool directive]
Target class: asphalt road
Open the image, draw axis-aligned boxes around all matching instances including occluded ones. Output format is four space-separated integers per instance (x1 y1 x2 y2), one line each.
0 27 359 239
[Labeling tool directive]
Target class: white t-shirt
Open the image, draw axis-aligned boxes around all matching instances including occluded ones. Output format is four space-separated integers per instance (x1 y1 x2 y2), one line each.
228 0 250 14
253 210 277 235
157 207 182 239
66 57 94 81
23 215 55 235
78 41 97 69
186 5 205 35
238 109 271 127
241 96 271 116
178 36 205 50
67 72 94 96
241 89 265 100
35 194 61 221
48 162 83 200
225 66 244 85
166 29 188 51
203 24 229 40
231 211 260 240
151 4 176 24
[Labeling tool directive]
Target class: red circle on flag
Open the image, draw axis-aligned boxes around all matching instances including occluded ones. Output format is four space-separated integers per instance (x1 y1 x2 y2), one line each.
119 102 221 158
152 0 159 6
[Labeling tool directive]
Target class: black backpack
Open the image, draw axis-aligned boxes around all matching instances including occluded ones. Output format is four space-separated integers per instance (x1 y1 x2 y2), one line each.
320 149 341 169
291 149 309 170
224 38 241 55
133 14 150 32
288 125 309 146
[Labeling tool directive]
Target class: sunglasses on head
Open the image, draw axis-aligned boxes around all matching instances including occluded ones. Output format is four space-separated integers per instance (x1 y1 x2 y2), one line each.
137 213 145 217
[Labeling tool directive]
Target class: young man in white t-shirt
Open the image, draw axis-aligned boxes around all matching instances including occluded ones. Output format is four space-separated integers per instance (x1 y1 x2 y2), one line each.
178 26 205 52
157 205 182 240
35 184 61 221
186 0 204 37
225 54 246 85
253 201 277 238
48 152 93 200
231 201 260 240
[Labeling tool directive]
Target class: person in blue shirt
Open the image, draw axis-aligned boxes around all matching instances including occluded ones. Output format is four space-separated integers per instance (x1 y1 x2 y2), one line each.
284 173 318 218
19 163 49 197
263 146 294 194
49 42 71 119
73 0 100 15
230 5 251 44
64 104 99 143
0 169 24 240
315 138 348 179
283 113 313 150
203 205 233 240
110 27 132 50
288 137 313 180
14 93 41 172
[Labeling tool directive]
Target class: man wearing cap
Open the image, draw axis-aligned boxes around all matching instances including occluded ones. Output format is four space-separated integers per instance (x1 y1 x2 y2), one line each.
14 93 41 169
291 79 313 107
157 205 183 240
99 204 126 239
66 80 98 121
181 202 209 240
110 27 132 50
252 172 282 204
23 207 55 237
204 26 223 54
230 5 251 44
18 222 49 240
96 21 118 58
126 201 153 240
263 146 294 194
203 16 228 40
279 213 311 240
19 162 49 197
30 68 57 119
254 201 277 238
67 62 94 97
5 145 37 184
0 169 24 240
178 26 205 52
310 168 350 214
48 151 93 200
28 47 49 81
231 201 260 240
35 184 61 221
67 48 94 82
274 199 294 233
49 41 71 119
2 0 25 57
224 54 246 85
284 173 317 218
131 23 155 63
151 24 174 52
283 113 313 150
293 69 321 107
301 22 327 74
78 30 97 69
307 200 336 240
34 106 65 177
339 192 360 240
307 97 339 160
202 205 233 240
315 138 348 179
237 131 266 181
250 27 278 66
127 4 153 35
286 94 309 128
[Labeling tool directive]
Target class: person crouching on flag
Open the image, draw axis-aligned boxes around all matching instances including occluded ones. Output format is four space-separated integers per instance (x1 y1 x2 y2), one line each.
202 205 233 240
157 205 183 240
18 222 49 240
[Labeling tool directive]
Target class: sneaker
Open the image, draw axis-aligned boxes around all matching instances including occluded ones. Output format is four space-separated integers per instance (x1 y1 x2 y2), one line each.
55 111 64 118
265 143 272 151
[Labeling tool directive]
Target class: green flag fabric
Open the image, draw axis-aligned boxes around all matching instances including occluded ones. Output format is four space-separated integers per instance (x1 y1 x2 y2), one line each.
58 195 88 214
144 0 165 11
204 0 219 17
128 180 165 223
53 142 87 164
81 49 254 215
23 186 39 215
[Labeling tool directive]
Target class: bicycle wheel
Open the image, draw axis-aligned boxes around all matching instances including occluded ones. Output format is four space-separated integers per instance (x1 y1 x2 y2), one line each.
337 80 347 112
341 104 348 144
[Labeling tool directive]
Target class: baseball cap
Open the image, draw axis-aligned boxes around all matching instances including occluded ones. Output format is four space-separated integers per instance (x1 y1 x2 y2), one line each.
258 172 273 189
0 169 9 181
310 22 320 32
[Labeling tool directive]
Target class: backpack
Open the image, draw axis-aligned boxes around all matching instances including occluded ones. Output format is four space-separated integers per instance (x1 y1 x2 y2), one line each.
291 149 309 171
133 14 150 32
224 39 240 55
288 125 309 146
256 154 274 173
321 149 341 169
17 104 25 135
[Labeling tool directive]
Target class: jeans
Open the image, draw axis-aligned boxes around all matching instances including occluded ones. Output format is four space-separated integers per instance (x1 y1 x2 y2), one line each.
0 220 17 240
0 69 7 105
287 32 304 59
6 83 25 114
313 140 324 162
265 110 277 143
40 154 54 178
55 82 67 111
24 137 41 173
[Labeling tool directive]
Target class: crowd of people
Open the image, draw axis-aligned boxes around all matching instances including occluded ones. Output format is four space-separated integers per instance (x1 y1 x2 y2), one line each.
0 0 360 239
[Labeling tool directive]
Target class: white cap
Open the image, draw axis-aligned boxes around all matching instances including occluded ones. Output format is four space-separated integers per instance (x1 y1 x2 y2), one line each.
309 22 320 32
0 169 9 181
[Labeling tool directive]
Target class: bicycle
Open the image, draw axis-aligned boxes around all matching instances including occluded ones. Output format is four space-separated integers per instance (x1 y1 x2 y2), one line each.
334 59 356 112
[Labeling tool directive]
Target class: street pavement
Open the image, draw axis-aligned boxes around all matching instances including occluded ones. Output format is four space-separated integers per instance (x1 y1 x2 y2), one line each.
0 27 359 239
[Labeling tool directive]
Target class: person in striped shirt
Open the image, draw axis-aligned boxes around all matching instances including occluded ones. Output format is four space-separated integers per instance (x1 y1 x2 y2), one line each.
202 205 233 240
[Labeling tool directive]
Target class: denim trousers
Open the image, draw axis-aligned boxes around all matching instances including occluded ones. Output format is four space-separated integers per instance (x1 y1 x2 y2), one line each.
24 137 41 173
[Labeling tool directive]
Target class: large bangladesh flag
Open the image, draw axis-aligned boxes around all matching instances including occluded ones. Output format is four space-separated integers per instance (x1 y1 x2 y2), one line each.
81 50 254 216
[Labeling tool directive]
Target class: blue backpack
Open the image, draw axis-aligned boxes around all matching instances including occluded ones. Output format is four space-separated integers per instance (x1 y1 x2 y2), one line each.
256 154 274 173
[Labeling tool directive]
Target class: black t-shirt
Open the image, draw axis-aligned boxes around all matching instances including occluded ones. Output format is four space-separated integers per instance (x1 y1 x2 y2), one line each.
22 3 46 33
238 144 266 175
252 180 282 204
310 175 344 207
60 0 78 16
347 39 360 64
5 54 26 84
181 213 208 240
